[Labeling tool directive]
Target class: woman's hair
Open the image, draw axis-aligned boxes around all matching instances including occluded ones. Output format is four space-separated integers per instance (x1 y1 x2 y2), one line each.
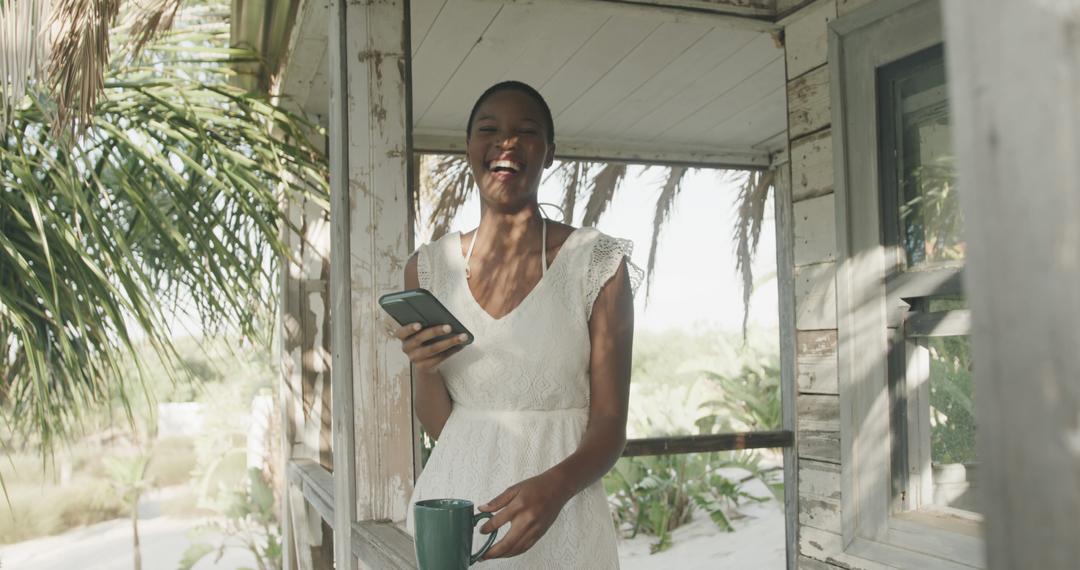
466 81 555 144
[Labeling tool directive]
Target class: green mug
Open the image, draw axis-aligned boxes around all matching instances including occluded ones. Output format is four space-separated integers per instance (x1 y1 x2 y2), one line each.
413 498 498 569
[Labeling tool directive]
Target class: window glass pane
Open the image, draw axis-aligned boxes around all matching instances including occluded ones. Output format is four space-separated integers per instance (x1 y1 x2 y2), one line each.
928 335 977 511
882 47 965 268
926 296 966 312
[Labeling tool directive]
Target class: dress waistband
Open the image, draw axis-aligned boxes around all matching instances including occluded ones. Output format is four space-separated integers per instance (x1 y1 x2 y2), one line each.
453 405 588 419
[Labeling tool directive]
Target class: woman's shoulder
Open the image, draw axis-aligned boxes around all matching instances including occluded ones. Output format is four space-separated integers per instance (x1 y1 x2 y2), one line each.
410 231 461 283
564 225 633 253
415 231 461 257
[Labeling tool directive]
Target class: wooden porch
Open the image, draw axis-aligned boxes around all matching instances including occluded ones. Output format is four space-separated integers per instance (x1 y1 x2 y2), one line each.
259 0 1080 568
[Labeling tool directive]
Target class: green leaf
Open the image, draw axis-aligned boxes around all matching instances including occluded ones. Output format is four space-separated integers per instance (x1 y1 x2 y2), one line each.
178 543 215 570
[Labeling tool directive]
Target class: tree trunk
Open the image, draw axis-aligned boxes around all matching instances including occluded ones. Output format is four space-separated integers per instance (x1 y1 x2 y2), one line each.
132 499 141 570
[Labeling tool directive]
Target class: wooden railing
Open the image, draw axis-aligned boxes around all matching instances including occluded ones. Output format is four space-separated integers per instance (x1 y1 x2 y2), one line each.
288 459 418 569
622 430 793 456
286 430 793 569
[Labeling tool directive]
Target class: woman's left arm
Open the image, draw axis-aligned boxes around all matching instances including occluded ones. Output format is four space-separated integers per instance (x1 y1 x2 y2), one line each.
479 259 634 559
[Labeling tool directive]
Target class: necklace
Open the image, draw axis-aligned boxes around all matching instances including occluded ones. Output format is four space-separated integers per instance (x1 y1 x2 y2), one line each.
465 217 547 280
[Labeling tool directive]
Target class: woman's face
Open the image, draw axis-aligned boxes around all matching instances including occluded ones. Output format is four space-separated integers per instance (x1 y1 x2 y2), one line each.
466 89 555 211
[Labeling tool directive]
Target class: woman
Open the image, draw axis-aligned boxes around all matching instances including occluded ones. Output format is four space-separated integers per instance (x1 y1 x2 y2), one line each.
397 81 641 567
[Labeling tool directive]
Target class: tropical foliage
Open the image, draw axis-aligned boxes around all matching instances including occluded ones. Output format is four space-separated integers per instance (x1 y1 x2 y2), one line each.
180 468 282 570
0 4 327 448
602 328 784 553
103 453 152 570
604 450 779 554
927 333 975 465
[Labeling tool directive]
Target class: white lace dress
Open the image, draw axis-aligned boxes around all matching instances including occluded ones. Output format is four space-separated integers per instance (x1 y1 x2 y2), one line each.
405 226 641 569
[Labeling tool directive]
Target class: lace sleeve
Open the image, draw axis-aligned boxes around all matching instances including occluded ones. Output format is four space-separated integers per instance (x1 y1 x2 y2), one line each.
584 234 644 320
416 243 433 290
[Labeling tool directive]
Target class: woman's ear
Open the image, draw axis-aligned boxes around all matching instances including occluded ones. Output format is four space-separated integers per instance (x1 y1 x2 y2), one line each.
544 144 556 168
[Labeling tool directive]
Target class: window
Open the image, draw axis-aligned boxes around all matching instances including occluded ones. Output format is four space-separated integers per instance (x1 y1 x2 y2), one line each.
877 46 977 518
831 0 984 566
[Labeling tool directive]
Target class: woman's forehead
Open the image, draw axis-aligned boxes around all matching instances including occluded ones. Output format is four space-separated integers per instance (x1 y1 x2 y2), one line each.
473 90 546 121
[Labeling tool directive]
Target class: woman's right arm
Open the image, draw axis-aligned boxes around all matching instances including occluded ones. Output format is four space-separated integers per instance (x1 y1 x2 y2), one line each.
394 252 464 439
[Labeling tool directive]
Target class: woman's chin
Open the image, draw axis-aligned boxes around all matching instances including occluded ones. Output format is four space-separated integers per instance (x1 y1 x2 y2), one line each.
480 188 537 212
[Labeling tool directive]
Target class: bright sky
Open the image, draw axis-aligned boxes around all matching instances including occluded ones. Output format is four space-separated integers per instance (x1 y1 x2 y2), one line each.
429 165 779 335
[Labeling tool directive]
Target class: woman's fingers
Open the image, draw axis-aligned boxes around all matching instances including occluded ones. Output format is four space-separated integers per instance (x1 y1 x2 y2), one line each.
413 345 463 372
395 323 468 372
484 522 542 559
392 322 422 340
480 486 517 514
482 516 527 559
478 487 517 534
402 324 453 350
414 332 469 360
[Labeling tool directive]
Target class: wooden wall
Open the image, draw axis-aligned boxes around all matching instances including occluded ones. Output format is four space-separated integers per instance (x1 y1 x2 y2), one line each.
780 0 876 568
281 168 335 569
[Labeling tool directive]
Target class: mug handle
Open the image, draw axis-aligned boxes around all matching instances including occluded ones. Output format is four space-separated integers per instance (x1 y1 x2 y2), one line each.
470 512 498 565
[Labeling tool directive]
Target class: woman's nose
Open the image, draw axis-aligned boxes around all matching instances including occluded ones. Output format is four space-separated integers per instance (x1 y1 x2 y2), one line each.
497 134 519 149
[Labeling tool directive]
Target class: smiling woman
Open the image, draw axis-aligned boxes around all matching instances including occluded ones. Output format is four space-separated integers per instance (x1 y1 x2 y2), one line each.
393 81 643 568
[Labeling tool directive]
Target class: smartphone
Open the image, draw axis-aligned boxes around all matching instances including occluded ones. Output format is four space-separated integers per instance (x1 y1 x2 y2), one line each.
378 288 474 346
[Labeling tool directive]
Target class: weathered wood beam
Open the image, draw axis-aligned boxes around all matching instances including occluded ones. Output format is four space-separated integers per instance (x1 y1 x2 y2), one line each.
289 459 336 526
351 521 418 570
414 132 772 169
275 0 329 116
279 116 330 570
943 1 1080 568
329 1 416 568
488 0 778 32
596 0 775 18
327 0 357 563
774 152 799 570
621 431 793 456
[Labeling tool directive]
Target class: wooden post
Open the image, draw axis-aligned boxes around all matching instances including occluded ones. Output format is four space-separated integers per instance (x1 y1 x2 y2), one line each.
943 1 1080 568
280 192 303 570
773 154 799 570
329 0 415 567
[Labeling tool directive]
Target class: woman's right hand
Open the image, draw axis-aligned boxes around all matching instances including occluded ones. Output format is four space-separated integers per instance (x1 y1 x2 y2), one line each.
394 323 469 372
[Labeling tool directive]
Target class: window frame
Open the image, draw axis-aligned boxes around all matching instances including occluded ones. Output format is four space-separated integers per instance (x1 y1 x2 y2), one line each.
876 44 975 518
829 0 985 566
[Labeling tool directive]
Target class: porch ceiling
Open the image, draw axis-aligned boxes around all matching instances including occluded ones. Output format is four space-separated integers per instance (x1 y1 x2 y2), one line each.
280 0 786 168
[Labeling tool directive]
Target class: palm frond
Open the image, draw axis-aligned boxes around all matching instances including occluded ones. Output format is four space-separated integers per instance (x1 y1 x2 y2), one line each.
122 0 184 59
47 0 121 136
558 160 585 224
581 162 627 227
427 155 473 241
644 166 689 301
0 24 329 447
732 168 775 339
0 0 53 136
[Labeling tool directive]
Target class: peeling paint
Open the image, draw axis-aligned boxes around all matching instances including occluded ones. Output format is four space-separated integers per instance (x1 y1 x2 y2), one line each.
349 179 372 198
371 102 388 126
358 49 385 83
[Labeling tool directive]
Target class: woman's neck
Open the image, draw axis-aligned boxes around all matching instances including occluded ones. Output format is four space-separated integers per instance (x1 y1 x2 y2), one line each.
473 204 545 257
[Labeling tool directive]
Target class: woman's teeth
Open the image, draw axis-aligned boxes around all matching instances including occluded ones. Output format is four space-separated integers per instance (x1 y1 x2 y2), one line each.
489 160 521 173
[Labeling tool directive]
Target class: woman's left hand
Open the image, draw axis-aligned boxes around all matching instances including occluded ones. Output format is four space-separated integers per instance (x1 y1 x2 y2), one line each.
477 473 571 559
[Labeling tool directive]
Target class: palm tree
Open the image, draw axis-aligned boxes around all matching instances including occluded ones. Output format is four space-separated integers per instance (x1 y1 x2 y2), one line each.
104 453 152 570
420 155 774 331
0 6 328 448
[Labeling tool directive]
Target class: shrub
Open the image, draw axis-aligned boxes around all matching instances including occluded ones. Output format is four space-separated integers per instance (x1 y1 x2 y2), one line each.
603 451 779 554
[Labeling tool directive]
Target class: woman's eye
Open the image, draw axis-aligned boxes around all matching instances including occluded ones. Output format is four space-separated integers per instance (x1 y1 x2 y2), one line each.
477 126 496 133
518 129 538 135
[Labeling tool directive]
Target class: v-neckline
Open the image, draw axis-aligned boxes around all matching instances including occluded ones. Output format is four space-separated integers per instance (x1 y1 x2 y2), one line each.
456 227 583 322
